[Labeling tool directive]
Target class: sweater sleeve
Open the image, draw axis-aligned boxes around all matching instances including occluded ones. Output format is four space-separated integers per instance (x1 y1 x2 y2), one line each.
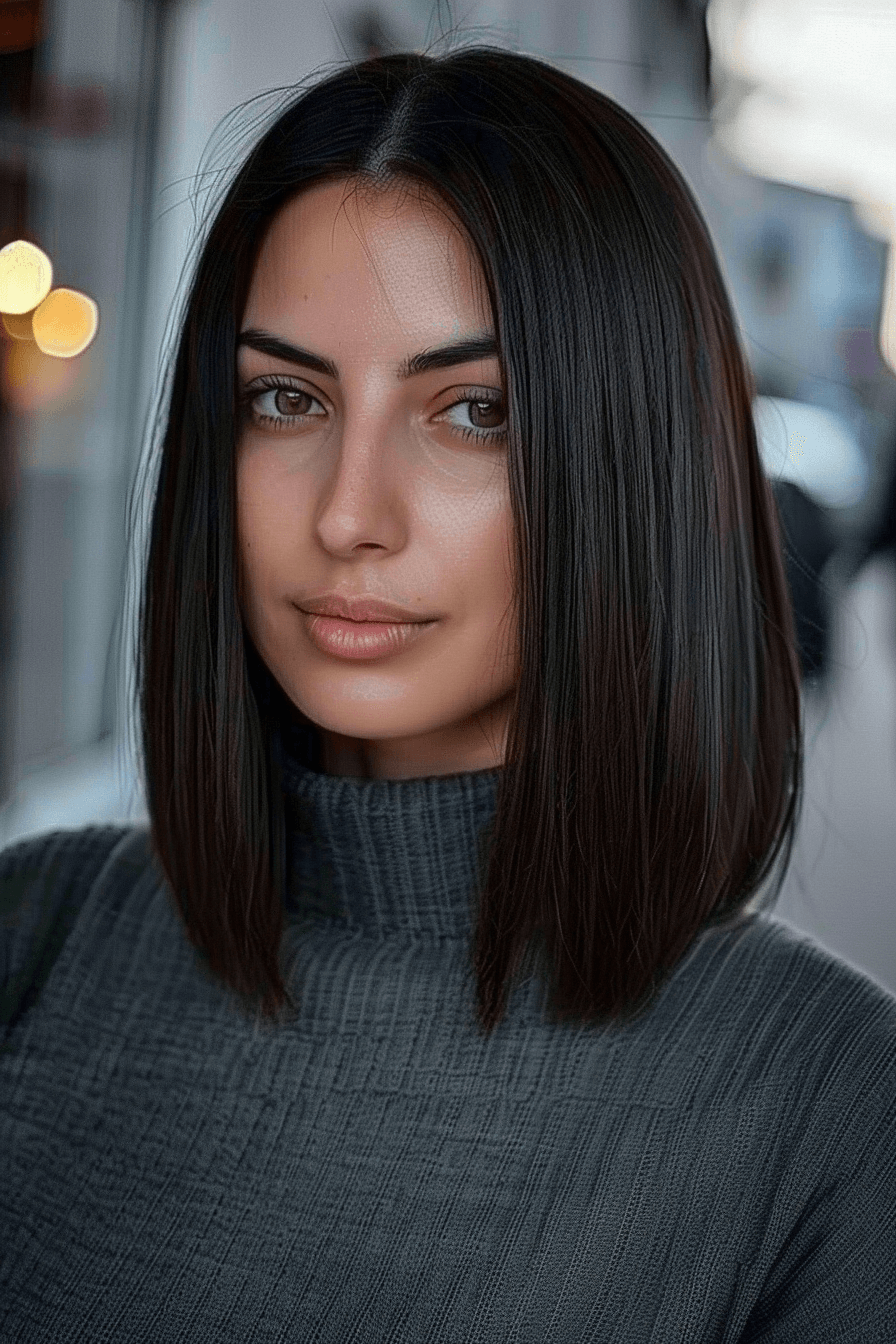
740 1057 896 1342
0 824 131 1035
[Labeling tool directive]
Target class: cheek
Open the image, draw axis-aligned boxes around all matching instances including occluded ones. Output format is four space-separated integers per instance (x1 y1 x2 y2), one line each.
446 479 515 610
236 453 294 567
234 453 292 619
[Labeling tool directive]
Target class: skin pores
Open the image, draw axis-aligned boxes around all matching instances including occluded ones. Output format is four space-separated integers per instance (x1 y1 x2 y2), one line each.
236 177 519 780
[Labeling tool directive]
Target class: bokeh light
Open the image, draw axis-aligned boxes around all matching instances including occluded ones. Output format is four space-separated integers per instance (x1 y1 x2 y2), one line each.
0 240 99 412
31 287 99 358
0 239 52 315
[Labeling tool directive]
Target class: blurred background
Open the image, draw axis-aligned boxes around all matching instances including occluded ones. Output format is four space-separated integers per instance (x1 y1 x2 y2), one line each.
1 0 895 993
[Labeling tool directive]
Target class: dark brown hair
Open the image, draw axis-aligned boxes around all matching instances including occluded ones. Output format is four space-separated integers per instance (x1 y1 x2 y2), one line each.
129 44 804 1036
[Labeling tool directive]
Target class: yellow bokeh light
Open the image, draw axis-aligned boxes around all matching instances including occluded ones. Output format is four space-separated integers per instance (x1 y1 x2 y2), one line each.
0 240 53 316
31 287 99 358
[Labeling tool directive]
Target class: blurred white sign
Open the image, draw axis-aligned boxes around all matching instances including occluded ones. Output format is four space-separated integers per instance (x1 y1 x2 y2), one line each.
753 395 868 510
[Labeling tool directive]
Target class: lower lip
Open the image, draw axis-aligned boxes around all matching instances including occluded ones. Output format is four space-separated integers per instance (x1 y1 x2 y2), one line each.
300 611 438 661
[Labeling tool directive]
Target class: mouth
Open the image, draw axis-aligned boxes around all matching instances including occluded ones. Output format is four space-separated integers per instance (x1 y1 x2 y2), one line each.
301 610 419 625
299 609 439 661
297 599 435 624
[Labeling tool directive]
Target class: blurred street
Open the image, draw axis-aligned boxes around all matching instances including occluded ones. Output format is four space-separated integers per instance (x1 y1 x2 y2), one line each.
773 556 896 997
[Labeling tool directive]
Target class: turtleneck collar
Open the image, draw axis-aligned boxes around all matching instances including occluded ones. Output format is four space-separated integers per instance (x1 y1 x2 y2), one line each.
273 714 503 941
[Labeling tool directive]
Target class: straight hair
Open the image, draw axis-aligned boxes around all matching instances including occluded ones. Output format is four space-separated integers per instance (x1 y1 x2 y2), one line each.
132 44 804 1036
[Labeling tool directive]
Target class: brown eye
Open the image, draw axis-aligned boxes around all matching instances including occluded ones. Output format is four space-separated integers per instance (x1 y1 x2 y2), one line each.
441 392 508 444
240 377 326 431
469 399 505 428
271 389 315 416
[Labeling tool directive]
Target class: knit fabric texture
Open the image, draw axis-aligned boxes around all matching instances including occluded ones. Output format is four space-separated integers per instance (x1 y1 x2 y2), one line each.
2 723 895 1342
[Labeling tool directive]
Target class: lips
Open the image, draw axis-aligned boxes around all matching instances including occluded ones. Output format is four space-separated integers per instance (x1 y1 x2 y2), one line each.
298 594 434 624
300 609 439 661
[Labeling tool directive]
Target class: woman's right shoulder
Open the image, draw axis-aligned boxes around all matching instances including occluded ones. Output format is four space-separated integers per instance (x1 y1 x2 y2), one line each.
0 823 139 1030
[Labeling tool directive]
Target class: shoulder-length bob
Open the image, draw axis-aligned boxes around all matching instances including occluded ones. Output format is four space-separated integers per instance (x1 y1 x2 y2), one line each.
133 44 804 1036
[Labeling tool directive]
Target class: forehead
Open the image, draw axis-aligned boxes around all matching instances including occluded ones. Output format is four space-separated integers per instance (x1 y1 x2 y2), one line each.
245 177 492 329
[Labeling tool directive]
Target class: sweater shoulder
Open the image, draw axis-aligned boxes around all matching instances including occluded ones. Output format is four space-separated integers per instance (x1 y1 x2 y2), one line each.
0 823 138 1032
747 912 896 1042
708 913 896 1156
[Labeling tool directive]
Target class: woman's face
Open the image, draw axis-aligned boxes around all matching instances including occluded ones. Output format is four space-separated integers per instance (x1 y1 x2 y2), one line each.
236 177 518 779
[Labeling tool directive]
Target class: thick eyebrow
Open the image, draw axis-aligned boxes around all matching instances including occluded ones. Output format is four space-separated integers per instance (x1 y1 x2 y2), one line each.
236 328 500 381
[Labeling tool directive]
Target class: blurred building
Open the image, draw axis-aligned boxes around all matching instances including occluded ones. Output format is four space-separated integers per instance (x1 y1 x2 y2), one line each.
0 0 177 826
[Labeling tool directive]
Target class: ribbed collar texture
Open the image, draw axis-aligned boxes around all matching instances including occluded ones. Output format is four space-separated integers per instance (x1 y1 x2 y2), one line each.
274 715 503 941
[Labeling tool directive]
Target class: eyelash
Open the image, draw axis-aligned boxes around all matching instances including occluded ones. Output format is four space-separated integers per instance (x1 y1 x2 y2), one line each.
238 374 508 445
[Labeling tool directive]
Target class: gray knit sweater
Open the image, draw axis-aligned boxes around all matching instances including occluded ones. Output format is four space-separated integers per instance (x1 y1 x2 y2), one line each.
2 734 895 1341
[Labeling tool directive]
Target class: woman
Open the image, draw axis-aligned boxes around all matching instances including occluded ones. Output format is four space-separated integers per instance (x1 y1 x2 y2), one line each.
2 46 894 1342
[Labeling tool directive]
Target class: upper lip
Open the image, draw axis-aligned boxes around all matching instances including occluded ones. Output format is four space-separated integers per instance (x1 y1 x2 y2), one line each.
298 593 436 624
